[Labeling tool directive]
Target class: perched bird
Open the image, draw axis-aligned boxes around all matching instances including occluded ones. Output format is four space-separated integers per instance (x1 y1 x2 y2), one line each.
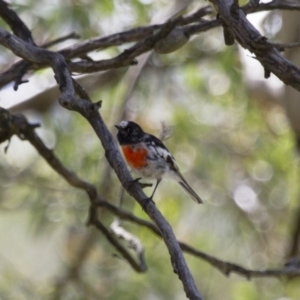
115 120 202 204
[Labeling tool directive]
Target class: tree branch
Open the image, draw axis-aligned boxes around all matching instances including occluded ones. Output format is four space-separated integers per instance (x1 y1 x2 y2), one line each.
0 1 35 45
88 206 147 273
209 0 300 92
110 217 147 272
0 5 212 87
242 0 300 14
1 1 299 88
67 16 184 73
97 200 300 279
0 0 36 90
2 1 300 297
0 102 203 299
2 107 300 283
42 32 80 49
0 106 148 274
71 84 203 300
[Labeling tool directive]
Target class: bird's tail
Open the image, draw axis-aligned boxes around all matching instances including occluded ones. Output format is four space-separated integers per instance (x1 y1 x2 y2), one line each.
177 174 203 204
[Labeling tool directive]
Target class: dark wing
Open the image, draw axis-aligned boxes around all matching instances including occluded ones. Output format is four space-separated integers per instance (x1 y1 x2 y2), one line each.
144 134 179 172
144 135 203 203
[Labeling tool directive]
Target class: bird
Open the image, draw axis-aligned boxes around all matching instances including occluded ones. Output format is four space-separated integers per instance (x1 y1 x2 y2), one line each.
115 120 203 204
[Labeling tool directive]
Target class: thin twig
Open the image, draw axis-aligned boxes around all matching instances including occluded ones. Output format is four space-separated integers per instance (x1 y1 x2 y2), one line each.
42 32 80 49
110 218 147 272
88 207 147 273
270 41 300 51
242 0 300 14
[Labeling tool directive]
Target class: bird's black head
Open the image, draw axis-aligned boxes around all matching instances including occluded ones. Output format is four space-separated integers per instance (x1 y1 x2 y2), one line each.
115 121 145 145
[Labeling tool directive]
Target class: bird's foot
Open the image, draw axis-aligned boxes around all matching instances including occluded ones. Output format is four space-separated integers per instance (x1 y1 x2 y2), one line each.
129 178 153 190
139 182 153 189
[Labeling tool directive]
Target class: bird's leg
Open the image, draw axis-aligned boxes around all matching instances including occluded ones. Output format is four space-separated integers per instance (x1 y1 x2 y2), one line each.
149 178 161 200
141 179 162 210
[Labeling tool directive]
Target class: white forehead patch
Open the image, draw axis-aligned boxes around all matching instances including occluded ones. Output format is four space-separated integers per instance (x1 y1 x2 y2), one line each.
118 120 129 128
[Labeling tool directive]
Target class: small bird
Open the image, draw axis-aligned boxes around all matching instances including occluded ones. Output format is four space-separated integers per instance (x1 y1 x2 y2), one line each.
115 120 203 204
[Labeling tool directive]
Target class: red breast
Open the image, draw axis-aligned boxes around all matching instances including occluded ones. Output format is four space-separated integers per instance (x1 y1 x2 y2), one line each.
121 145 148 169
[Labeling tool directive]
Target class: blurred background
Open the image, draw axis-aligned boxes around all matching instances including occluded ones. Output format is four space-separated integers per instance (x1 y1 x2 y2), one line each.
1 0 300 299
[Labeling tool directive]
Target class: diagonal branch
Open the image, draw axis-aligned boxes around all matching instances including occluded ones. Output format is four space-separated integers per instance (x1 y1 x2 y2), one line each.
2 1 300 296
0 1 35 45
2 107 300 282
60 6 212 59
0 103 203 299
209 0 300 92
67 16 183 73
71 84 203 300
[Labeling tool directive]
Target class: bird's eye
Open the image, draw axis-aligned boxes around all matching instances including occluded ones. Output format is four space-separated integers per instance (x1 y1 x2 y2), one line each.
124 127 131 136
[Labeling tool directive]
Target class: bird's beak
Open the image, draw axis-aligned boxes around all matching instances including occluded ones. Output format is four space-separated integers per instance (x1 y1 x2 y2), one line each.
115 125 121 130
